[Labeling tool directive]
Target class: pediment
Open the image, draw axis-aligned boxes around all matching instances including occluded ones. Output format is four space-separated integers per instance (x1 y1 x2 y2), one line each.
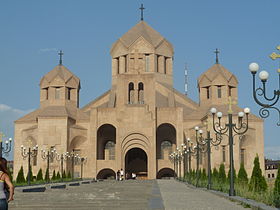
198 75 211 87
49 75 65 86
228 75 238 87
110 40 128 58
212 73 228 86
40 77 49 88
129 36 155 54
155 40 174 57
66 77 79 88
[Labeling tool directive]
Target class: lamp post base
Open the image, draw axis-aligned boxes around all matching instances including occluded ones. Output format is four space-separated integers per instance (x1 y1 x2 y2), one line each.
229 189 236 196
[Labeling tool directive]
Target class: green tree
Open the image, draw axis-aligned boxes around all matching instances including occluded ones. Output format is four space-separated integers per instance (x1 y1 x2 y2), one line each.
57 171 61 180
202 168 207 181
67 171 72 179
237 163 248 185
62 170 66 179
25 166 33 182
36 168 43 181
273 167 280 207
52 170 56 181
249 155 267 192
16 166 25 183
44 167 50 182
218 163 226 184
227 167 236 183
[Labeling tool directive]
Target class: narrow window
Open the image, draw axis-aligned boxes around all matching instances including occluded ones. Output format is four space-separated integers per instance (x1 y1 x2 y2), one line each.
161 140 172 159
55 87 60 99
128 82 134 104
217 86 222 98
222 146 226 162
164 57 167 74
46 88 49 100
268 174 270 178
145 54 150 72
206 87 210 99
240 149 245 165
138 82 144 104
105 141 115 160
67 88 71 100
228 86 232 97
272 174 275 178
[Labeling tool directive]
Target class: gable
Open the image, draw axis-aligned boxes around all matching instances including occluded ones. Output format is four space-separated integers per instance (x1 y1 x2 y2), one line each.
198 75 211 88
155 40 173 57
129 36 155 54
49 75 65 87
110 40 128 58
211 73 228 86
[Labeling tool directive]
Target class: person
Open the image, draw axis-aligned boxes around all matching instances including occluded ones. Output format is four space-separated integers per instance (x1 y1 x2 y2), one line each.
132 173 136 180
116 170 120 181
0 157 14 210
120 168 124 181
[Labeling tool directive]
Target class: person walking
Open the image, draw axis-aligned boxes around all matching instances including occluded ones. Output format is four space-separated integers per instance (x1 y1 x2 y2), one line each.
120 168 124 181
0 157 14 210
116 170 120 181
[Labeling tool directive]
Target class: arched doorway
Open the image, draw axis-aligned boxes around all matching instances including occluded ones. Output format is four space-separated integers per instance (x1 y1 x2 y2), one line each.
96 168 116 180
157 168 175 179
125 148 147 179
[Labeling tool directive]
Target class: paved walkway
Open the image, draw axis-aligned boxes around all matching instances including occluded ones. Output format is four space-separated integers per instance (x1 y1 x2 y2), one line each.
9 180 247 210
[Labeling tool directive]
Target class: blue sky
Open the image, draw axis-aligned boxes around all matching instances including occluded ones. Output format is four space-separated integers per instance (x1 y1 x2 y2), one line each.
0 0 279 160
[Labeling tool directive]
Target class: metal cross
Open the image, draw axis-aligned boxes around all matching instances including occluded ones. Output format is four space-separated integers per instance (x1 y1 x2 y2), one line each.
226 96 237 114
139 4 145 21
58 50 64 65
214 48 220 64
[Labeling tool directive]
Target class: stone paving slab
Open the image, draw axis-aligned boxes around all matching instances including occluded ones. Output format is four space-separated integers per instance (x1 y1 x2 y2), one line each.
157 179 247 210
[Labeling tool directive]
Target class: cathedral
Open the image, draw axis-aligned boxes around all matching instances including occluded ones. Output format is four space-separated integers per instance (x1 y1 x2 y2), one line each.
14 19 264 180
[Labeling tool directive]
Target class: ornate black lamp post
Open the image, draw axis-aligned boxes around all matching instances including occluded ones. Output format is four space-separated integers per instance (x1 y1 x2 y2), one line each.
169 152 177 178
21 143 38 185
249 45 280 126
55 152 68 180
68 150 80 180
41 147 57 183
210 103 250 196
79 157 87 179
0 132 12 158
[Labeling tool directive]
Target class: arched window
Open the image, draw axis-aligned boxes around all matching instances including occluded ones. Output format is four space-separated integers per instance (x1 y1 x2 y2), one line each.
128 82 134 104
138 82 144 104
161 140 172 159
105 141 115 160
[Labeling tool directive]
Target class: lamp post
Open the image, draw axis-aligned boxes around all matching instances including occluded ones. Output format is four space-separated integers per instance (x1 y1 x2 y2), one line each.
0 132 12 158
210 103 250 196
69 150 80 180
249 45 280 126
41 147 57 183
79 157 87 179
169 152 177 178
20 143 38 185
55 152 68 181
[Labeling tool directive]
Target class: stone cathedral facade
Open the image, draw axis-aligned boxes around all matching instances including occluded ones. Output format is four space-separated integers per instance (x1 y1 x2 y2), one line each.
14 20 264 180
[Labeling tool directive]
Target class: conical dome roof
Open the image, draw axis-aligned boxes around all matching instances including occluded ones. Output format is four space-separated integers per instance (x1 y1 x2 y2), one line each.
198 64 238 86
111 21 173 51
40 65 80 88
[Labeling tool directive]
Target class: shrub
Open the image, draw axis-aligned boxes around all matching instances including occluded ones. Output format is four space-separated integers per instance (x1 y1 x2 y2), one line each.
36 168 43 181
212 167 218 182
273 167 280 207
25 166 33 182
52 170 56 181
44 167 50 182
62 170 66 179
227 167 236 184
67 171 72 179
57 171 61 180
249 155 267 192
218 163 226 184
16 166 25 183
237 163 248 185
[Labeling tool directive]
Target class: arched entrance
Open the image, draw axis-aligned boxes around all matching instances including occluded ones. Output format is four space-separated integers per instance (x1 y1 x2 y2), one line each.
96 168 116 179
125 148 147 179
157 168 175 179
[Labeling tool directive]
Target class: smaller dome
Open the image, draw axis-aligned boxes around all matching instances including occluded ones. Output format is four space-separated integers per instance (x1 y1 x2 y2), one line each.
40 65 80 89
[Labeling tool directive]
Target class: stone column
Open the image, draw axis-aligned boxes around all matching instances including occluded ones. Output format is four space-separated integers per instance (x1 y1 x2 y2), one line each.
158 56 164 73
119 56 126 74
166 57 173 75
112 58 119 76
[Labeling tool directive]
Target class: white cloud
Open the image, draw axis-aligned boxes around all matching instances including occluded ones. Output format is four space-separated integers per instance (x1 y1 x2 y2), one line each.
38 48 58 54
265 146 280 160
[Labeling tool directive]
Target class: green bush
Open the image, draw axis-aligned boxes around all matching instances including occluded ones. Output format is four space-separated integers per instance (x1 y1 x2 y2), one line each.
62 170 66 179
52 170 56 180
218 163 226 184
36 168 43 181
67 171 72 179
249 155 267 192
44 167 50 182
227 167 236 183
212 167 218 182
57 171 61 180
273 167 280 207
25 166 33 182
16 166 25 183
237 163 248 185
